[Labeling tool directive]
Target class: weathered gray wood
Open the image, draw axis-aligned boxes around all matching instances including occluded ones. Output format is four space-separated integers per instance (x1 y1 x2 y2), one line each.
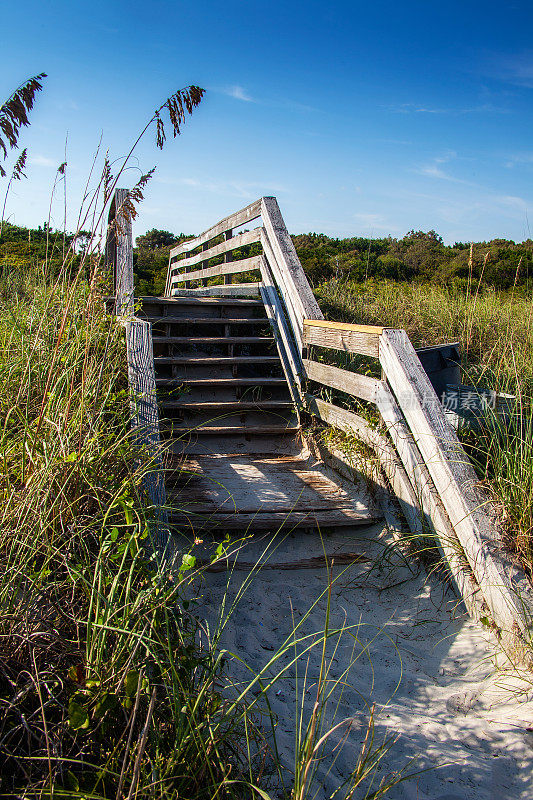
169 199 262 257
151 335 272 345
125 318 169 549
223 229 233 285
305 395 425 538
379 328 533 641
171 256 261 286
171 227 261 273
171 283 261 298
303 358 383 403
374 381 486 618
169 509 376 529
260 257 303 405
260 230 305 351
156 376 287 387
144 316 268 325
166 453 376 523
261 287 302 407
303 320 381 358
109 188 134 316
261 196 323 324
159 400 293 411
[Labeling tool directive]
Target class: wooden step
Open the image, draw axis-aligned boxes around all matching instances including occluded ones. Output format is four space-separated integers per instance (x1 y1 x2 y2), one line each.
145 317 268 325
165 453 379 530
154 356 281 365
168 508 377 530
139 296 263 306
152 336 274 345
161 425 299 435
158 400 294 410
156 377 288 387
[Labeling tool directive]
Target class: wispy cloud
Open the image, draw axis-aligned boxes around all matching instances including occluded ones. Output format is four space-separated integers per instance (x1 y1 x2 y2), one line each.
504 151 533 168
415 151 473 184
389 101 508 115
28 154 56 168
488 51 533 88
221 85 254 102
214 85 319 113
391 103 447 114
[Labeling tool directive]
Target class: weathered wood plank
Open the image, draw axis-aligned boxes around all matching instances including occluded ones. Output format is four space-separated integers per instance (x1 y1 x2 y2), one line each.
261 196 323 324
170 227 261 272
303 358 382 403
260 229 305 351
374 381 486 618
125 318 169 549
223 229 233 285
304 395 425 538
171 256 261 286
260 256 303 405
168 509 376 529
304 319 384 335
303 320 380 358
379 328 533 640
111 188 134 316
169 199 262 257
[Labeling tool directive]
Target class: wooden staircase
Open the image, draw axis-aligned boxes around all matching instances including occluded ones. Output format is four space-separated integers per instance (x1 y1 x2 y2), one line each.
138 294 379 537
139 295 298 456
108 189 533 668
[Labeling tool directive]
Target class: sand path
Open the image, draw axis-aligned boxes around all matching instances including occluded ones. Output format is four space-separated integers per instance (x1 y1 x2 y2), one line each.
190 521 533 799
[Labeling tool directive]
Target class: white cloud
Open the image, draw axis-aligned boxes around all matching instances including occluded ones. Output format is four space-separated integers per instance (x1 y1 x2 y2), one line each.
504 152 533 168
222 85 254 102
28 154 56 168
491 52 533 88
415 151 471 183
389 101 507 115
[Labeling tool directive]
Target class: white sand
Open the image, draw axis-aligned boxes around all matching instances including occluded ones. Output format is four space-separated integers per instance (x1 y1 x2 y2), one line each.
189 521 533 799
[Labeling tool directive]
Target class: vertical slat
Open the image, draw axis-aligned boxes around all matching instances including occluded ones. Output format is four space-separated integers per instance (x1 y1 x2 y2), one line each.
201 241 209 287
224 229 233 285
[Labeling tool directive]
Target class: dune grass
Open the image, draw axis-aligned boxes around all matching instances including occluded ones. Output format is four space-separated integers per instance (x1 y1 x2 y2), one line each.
0 255 419 798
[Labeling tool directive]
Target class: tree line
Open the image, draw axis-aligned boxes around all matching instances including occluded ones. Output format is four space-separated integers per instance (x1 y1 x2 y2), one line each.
2 222 532 294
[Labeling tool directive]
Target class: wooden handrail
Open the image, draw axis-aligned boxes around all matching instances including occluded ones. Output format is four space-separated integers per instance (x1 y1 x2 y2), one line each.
303 319 384 335
171 227 261 272
169 198 262 257
303 319 381 358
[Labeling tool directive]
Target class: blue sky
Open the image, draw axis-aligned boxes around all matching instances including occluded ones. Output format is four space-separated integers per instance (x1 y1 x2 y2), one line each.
2 0 533 243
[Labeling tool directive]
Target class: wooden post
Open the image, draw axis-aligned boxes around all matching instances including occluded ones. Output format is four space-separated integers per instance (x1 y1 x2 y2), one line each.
126 319 169 554
109 188 134 316
224 229 233 284
201 241 209 287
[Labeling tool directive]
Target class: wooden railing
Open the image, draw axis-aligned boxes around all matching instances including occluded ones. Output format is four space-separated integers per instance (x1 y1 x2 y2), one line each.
164 196 533 659
107 190 169 555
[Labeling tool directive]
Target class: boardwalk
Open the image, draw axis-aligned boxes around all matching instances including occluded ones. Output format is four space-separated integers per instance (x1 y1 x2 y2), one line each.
107 190 533 799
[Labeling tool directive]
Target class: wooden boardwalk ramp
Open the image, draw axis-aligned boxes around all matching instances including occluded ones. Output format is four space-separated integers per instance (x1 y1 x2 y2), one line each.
108 190 533 665
137 294 380 538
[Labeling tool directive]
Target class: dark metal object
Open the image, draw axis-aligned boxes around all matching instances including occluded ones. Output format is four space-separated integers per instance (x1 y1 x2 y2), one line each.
415 342 461 401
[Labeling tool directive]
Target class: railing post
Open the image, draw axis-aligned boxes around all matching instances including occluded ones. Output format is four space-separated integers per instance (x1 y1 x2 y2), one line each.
201 241 209 287
223 229 233 284
107 188 134 316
